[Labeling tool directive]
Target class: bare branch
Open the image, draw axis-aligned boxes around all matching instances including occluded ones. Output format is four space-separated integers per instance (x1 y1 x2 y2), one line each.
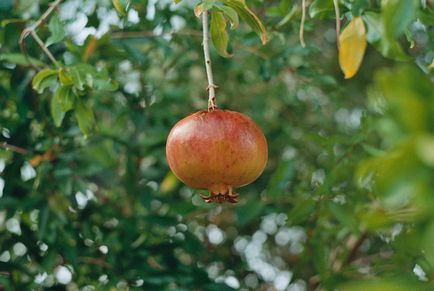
77 257 112 269
202 10 218 111
0 142 29 155
31 31 61 68
346 233 369 264
19 0 62 69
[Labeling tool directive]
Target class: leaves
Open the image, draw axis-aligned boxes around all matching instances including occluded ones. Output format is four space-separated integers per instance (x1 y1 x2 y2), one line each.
55 86 76 112
112 0 130 17
382 0 419 39
211 10 231 58
222 0 268 44
2 1 434 290
215 5 239 29
309 0 335 19
363 12 409 61
351 0 370 16
59 69 73 86
50 91 65 127
338 16 367 79
46 14 65 47
74 99 95 135
0 53 44 66
32 68 58 93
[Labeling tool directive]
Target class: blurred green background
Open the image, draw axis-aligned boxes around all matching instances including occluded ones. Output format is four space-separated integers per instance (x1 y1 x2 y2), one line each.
0 0 433 290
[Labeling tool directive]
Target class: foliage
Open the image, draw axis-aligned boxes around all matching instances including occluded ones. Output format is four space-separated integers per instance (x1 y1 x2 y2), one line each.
0 0 433 290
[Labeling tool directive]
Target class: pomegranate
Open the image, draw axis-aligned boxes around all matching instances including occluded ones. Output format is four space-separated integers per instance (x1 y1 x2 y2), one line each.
166 109 268 203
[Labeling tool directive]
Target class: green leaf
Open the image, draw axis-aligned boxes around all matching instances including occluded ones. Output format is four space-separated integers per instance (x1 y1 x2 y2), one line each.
74 99 95 135
71 64 94 89
418 10 434 26
50 90 65 127
112 0 130 17
309 0 334 19
55 86 76 112
39 75 58 94
311 235 330 276
375 66 431 132
67 64 118 91
0 53 45 66
215 5 239 29
58 69 73 86
69 67 86 91
351 0 369 16
222 0 268 44
363 12 410 61
382 0 419 39
327 201 358 231
211 10 231 58
32 68 58 93
46 14 65 47
276 5 297 28
288 199 316 224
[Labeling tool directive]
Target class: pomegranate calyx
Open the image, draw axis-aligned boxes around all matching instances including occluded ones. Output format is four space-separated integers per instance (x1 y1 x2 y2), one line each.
200 192 239 203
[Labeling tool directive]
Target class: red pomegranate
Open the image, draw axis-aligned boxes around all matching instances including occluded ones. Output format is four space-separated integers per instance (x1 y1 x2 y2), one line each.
166 109 268 203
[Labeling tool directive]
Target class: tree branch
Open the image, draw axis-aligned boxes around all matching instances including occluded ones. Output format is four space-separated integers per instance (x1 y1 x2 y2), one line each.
77 256 112 269
31 31 61 68
346 233 369 264
202 10 218 111
19 0 62 69
0 142 29 155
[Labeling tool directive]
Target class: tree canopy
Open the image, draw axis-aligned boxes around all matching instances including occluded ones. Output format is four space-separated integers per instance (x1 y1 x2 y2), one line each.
0 0 433 290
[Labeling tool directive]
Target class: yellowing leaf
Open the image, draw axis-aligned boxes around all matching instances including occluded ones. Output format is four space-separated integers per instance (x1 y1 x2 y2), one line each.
194 4 205 18
338 16 367 79
59 69 73 86
160 172 179 193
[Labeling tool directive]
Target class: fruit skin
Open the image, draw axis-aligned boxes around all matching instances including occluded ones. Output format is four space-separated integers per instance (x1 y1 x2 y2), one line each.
166 109 268 198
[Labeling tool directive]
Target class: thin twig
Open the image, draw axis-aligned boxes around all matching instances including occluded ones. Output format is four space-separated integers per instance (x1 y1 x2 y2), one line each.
201 10 218 111
0 142 29 155
19 0 62 69
299 0 306 48
31 31 61 68
77 257 112 269
346 233 369 264
333 0 341 49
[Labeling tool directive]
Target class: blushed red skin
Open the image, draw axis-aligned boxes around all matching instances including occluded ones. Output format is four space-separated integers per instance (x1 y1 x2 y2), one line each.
166 109 268 196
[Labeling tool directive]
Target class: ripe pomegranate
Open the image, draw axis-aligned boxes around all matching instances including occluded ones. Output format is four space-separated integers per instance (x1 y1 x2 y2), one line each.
166 109 268 203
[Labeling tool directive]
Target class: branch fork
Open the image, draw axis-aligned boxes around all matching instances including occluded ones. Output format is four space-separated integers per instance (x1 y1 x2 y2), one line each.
19 0 62 69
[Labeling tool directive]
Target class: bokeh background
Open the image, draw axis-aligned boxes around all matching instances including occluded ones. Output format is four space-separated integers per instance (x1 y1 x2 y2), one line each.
0 0 433 290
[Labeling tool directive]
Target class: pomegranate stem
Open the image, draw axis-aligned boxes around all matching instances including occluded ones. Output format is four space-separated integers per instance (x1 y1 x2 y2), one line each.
201 10 218 111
